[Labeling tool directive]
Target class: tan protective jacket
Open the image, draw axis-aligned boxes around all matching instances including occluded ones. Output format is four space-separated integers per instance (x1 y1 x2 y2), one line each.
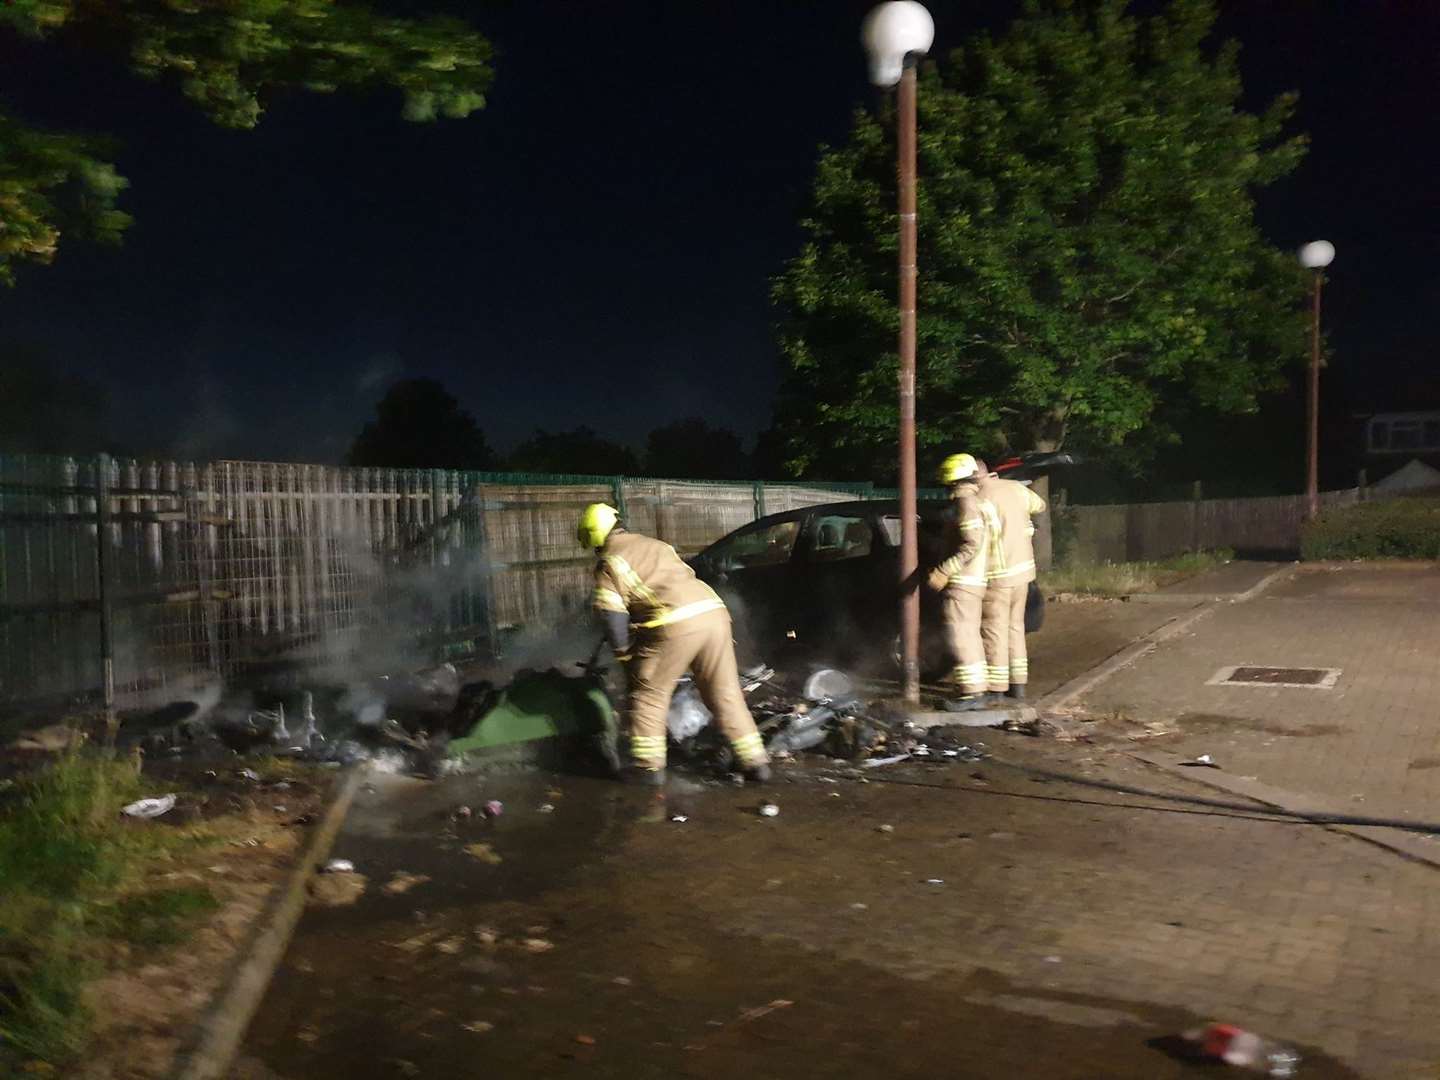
592 530 725 634
976 474 1047 586
938 482 993 591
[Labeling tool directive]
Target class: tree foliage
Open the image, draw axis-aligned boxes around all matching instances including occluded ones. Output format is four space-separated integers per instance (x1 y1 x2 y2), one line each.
644 418 750 480
506 428 639 477
0 0 494 283
771 0 1308 480
348 378 494 470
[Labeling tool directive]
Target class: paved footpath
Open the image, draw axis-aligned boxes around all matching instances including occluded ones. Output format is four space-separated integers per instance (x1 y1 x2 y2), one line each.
228 563 1440 1080
1075 563 1440 827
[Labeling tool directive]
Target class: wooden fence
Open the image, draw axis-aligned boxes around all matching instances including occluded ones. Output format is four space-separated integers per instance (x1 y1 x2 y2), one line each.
0 455 865 706
1064 487 1362 565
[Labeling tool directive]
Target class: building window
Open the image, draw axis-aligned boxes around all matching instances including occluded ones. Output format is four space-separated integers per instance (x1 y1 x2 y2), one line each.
1391 421 1424 451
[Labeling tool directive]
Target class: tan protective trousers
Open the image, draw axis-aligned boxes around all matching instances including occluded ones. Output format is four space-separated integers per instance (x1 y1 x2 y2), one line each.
981 584 1028 692
942 587 987 695
625 608 768 772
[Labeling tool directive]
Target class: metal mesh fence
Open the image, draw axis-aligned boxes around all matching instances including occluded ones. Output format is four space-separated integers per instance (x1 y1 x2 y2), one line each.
0 455 862 706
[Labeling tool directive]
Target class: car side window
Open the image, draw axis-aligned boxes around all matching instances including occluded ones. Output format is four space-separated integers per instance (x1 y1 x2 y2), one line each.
808 515 873 562
711 519 801 570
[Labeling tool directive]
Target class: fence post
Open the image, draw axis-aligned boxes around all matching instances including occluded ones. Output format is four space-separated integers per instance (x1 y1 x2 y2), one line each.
752 480 766 522
1191 480 1203 553
610 476 627 523
94 453 116 740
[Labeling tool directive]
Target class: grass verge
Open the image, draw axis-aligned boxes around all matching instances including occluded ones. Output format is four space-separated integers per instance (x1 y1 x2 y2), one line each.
0 750 220 1069
1042 549 1233 597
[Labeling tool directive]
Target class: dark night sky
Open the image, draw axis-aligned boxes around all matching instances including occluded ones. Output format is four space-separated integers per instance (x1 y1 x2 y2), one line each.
2 1 1437 464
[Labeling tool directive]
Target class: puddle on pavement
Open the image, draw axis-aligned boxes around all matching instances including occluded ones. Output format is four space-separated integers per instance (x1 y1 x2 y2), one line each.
238 769 1361 1080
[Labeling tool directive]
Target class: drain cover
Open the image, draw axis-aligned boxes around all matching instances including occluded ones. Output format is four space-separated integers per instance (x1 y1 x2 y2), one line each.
1207 665 1341 690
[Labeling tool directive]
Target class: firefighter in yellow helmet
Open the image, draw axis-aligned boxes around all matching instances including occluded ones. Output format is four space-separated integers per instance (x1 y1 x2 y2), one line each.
577 503 771 786
926 454 995 710
974 459 1047 700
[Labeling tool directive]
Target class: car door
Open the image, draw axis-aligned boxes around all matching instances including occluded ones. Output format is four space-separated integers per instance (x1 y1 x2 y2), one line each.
692 515 805 656
791 511 892 659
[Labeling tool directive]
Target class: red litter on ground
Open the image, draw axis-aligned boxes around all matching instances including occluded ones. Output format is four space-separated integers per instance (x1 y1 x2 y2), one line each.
483 800 504 818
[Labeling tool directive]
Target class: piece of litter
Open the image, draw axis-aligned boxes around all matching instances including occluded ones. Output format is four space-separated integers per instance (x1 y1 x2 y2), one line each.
462 1021 494 1034
453 805 473 819
382 872 431 896
876 824 895 834
321 858 355 874
537 803 556 814
829 792 841 798
238 768 261 782
850 902 869 911
436 937 465 955
670 814 689 823
613 976 632 986
1179 754 1220 769
942 749 960 757
121 794 176 819
474 926 500 946
758 803 780 818
925 878 945 885
1043 955 1063 964
465 842 503 865
574 1034 596 1046
272 805 288 813
862 753 910 769
483 800 504 818
518 937 554 954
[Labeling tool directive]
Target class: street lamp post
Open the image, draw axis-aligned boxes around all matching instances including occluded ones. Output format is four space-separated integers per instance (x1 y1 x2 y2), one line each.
1299 240 1335 520
863 1 934 704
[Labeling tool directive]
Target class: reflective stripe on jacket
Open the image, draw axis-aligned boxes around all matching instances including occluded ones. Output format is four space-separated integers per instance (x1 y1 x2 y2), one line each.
593 530 726 632
976 474 1047 585
938 483 994 590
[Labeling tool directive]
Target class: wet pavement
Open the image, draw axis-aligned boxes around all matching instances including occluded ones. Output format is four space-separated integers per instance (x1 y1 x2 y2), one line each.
233 745 1399 1079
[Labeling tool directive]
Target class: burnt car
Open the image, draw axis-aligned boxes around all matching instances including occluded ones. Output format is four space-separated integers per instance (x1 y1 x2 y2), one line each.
688 454 1071 675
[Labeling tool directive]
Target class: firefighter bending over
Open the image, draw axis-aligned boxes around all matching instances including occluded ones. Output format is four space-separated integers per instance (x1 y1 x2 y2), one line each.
928 454 994 711
578 503 771 786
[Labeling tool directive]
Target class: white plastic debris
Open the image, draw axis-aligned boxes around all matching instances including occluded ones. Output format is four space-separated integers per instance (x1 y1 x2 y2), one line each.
925 878 945 885
322 858 356 873
1179 754 1220 768
238 768 261 782
862 753 911 769
669 814 689 823
758 803 780 818
121 794 176 819
537 803 556 814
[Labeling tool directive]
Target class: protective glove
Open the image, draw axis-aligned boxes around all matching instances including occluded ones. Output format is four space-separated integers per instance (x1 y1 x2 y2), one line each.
927 567 950 592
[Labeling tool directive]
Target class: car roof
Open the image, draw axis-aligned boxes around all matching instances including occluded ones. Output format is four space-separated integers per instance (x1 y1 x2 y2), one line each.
698 498 951 554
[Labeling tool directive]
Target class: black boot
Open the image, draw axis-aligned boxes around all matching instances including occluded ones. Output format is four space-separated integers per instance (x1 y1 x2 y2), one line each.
743 762 773 784
622 766 666 787
942 694 989 713
987 691 1009 706
1006 685 1026 701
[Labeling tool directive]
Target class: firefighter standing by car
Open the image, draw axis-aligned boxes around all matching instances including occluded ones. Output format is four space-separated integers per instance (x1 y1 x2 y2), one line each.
577 503 771 786
975 458 1047 700
928 454 995 710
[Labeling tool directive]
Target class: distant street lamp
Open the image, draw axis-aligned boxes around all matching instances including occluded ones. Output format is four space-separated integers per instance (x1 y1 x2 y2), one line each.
863 1 934 704
1299 240 1335 520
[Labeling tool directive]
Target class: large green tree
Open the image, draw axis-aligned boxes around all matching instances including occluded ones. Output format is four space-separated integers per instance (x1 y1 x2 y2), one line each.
771 0 1309 482
0 0 493 284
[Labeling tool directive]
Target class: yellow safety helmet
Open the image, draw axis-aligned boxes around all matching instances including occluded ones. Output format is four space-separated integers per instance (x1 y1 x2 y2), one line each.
937 453 978 484
576 503 620 550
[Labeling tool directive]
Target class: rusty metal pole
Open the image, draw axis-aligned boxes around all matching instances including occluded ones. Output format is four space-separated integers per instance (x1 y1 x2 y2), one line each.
897 61 920 703
1307 269 1322 520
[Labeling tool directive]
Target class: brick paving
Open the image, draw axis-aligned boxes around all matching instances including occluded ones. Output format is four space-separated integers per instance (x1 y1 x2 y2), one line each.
235 565 1440 1079
1076 564 1440 826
